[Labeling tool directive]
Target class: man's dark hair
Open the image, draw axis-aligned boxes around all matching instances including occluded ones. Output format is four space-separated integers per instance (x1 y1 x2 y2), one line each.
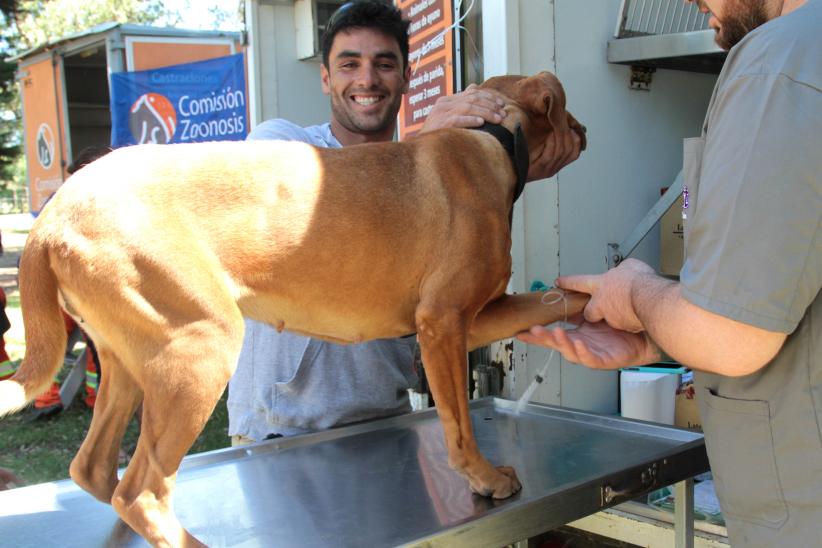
321 1 410 69
67 145 112 175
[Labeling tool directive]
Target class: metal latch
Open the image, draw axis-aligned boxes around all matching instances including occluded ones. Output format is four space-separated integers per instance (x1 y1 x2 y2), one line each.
601 462 659 506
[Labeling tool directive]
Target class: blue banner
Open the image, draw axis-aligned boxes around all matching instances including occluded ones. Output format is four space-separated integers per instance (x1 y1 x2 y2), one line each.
110 53 247 147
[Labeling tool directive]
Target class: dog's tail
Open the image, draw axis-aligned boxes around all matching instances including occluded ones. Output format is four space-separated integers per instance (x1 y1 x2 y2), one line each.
0 235 66 417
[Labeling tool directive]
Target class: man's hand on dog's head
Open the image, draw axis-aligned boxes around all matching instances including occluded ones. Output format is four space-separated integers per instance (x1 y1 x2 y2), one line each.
420 83 584 181
420 84 507 133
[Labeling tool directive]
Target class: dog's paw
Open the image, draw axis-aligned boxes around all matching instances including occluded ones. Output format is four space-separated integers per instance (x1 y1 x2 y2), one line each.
469 465 522 499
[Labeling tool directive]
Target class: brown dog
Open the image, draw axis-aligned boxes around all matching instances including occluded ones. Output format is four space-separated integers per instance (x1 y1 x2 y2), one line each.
0 72 587 546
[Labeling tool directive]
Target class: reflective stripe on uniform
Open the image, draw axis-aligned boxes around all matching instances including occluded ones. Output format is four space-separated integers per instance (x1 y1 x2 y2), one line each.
0 360 15 379
85 370 99 390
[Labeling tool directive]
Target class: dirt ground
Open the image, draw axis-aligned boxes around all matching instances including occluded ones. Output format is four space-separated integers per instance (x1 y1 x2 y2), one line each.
0 213 34 360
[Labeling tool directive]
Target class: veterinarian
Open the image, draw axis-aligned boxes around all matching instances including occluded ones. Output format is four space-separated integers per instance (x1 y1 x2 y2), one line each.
519 0 820 546
228 0 583 444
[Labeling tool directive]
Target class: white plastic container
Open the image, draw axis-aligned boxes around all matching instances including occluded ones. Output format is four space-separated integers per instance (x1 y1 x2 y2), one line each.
620 368 682 425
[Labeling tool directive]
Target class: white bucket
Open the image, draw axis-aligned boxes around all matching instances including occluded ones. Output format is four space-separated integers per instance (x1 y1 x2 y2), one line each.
620 370 680 425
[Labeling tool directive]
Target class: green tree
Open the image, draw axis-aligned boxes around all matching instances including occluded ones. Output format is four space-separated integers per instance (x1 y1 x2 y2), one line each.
14 0 169 50
0 2 21 188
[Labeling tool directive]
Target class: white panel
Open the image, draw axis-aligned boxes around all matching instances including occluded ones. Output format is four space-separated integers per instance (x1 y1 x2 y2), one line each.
488 0 563 404
552 0 716 413
245 0 266 127
481 0 520 76
294 0 317 60
514 0 562 405
496 0 717 413
246 0 331 128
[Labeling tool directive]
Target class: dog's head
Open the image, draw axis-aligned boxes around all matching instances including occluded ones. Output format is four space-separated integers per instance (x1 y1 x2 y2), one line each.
479 72 587 164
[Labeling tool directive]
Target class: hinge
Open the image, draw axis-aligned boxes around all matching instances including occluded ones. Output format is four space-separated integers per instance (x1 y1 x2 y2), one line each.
629 65 655 91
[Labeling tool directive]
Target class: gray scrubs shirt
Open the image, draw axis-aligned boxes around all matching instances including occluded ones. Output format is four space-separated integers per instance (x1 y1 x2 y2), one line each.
227 119 418 440
680 2 822 546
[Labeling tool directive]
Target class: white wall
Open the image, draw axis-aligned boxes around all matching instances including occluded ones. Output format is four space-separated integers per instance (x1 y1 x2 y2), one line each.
246 0 331 128
514 0 717 413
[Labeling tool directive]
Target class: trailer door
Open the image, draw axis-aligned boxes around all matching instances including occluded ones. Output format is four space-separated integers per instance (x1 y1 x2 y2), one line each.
19 53 69 215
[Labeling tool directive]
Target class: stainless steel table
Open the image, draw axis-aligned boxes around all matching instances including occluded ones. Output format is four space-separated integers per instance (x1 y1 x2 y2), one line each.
0 398 708 547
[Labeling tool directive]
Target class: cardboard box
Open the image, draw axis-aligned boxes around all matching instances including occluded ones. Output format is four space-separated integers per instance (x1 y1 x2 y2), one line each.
674 381 702 431
660 194 684 276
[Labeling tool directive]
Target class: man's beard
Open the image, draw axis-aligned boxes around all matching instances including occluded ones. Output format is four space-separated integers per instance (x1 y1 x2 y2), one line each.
714 0 769 50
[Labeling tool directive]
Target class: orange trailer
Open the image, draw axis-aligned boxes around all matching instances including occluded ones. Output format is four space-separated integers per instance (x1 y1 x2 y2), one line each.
11 23 242 214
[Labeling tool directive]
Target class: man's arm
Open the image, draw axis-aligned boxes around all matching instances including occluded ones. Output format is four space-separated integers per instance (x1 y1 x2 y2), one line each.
629 267 786 376
522 72 817 375
528 259 786 376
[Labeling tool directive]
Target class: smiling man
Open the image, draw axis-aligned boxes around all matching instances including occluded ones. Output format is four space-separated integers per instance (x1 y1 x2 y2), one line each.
519 0 821 546
228 0 582 445
320 13 407 144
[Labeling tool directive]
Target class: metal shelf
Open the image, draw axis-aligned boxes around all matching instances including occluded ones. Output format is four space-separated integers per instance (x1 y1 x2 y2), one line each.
608 30 725 74
609 0 726 74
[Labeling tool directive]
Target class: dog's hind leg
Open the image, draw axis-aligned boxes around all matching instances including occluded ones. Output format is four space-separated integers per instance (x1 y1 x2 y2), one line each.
415 302 522 499
110 317 243 548
70 346 142 503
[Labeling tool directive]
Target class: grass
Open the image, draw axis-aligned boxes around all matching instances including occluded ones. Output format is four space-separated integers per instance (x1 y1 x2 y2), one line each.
0 372 231 487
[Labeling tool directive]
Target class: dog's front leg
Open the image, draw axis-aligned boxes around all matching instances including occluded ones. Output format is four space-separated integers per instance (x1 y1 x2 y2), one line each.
416 305 521 498
467 289 589 350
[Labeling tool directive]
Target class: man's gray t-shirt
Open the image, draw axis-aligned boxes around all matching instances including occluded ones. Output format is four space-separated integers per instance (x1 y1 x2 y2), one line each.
227 119 418 440
680 2 821 545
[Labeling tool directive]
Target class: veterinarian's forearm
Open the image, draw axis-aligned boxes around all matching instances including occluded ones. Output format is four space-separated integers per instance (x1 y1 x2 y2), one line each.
467 290 588 350
631 276 785 377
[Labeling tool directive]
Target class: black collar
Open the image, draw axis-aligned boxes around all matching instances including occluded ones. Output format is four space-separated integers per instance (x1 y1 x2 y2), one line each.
473 123 530 203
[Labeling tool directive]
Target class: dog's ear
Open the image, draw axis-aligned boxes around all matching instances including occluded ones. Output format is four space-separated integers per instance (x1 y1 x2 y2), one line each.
515 71 569 134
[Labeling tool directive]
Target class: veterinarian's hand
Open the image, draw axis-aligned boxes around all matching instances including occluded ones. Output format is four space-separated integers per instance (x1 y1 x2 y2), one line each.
517 321 661 370
420 84 507 132
556 259 657 333
526 119 583 181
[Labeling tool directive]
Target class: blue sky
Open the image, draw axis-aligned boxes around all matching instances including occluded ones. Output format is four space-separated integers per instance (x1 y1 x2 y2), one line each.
161 0 244 31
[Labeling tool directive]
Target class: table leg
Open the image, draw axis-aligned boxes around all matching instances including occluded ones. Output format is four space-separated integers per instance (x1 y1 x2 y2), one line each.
674 478 695 548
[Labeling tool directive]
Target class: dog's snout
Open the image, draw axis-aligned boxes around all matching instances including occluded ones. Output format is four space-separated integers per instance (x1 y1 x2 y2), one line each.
571 122 588 151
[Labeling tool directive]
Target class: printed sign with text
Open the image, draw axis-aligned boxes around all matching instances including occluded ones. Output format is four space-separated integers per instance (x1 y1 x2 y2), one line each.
396 0 455 139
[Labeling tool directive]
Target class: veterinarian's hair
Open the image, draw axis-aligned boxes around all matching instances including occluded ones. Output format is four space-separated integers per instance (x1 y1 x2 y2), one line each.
321 0 410 70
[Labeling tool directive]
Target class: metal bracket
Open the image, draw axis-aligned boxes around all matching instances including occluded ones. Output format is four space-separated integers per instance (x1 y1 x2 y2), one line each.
629 65 656 91
601 462 659 506
674 478 695 548
606 170 683 269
